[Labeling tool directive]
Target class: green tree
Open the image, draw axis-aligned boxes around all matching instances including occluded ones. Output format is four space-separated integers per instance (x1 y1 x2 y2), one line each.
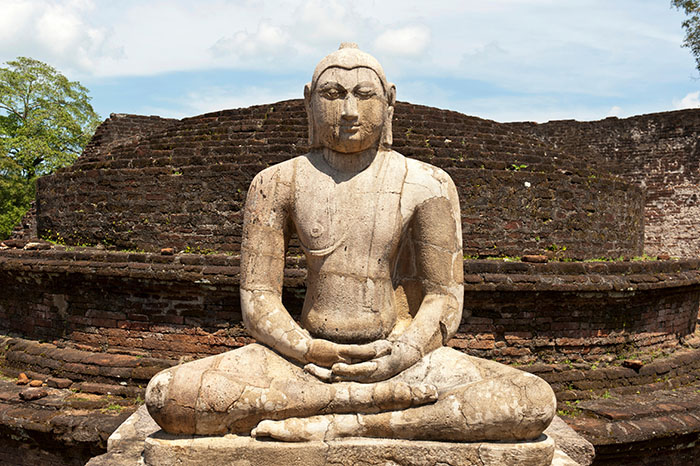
0 57 100 239
673 0 700 71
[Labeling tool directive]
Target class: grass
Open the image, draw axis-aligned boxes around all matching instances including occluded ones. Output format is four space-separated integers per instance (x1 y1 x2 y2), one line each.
460 253 665 263
557 400 582 417
102 403 125 413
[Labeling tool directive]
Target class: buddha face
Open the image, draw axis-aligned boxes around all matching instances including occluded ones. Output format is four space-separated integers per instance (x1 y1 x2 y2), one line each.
308 66 388 154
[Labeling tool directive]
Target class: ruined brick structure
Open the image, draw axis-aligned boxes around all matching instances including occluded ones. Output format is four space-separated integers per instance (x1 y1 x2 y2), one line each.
510 110 700 259
1 101 700 464
1 248 697 364
36 100 644 260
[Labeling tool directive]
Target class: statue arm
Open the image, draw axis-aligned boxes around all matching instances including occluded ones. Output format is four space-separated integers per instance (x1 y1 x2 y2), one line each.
240 167 313 363
393 186 464 360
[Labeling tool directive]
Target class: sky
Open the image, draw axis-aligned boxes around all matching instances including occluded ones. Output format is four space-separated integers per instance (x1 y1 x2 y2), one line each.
1 0 698 123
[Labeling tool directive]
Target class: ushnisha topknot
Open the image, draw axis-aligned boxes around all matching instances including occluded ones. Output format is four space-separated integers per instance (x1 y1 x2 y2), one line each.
310 42 389 93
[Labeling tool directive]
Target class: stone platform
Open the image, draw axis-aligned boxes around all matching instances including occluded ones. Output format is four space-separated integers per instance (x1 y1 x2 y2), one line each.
144 433 557 466
88 406 589 465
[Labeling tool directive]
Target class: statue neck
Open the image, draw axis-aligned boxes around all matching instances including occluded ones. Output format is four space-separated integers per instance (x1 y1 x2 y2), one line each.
321 147 379 174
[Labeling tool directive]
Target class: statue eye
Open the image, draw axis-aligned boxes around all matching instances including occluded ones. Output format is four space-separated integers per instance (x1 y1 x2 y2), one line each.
354 88 375 99
320 87 345 100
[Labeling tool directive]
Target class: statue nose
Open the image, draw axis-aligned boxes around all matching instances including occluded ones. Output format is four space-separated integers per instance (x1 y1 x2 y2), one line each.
341 95 358 119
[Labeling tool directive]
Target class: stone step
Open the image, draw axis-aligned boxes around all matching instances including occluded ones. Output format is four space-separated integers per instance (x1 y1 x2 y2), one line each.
565 381 700 464
1 337 174 387
0 376 137 465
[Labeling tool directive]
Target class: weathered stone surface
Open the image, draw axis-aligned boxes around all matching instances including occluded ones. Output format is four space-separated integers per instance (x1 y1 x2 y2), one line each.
20 387 47 400
32 74 653 262
0 247 697 365
16 373 29 385
3 239 27 248
0 29 698 466
47 377 73 389
145 43 556 444
544 416 594 465
24 241 51 250
143 433 557 466
523 254 548 263
0 375 136 464
551 450 580 466
89 406 589 465
87 404 160 466
622 359 644 370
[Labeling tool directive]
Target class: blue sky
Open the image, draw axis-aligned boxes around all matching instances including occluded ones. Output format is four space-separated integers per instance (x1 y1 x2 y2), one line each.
1 0 698 122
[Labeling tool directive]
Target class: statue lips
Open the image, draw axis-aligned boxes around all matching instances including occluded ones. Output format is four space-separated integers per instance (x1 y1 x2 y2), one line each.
340 125 361 136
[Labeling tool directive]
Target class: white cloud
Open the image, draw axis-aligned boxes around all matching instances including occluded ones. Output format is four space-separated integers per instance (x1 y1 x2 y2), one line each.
141 84 300 119
374 25 431 57
295 0 356 43
0 0 691 88
0 0 121 73
673 91 700 109
82 0 378 77
0 0 34 42
185 86 295 116
211 21 290 59
36 3 83 55
0 0 694 121
606 106 622 117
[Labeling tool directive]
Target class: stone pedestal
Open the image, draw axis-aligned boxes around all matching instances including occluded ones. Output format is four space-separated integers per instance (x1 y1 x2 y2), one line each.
87 405 590 466
144 432 556 466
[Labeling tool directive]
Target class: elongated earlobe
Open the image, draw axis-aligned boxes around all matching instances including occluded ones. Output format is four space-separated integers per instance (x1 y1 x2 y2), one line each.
387 83 396 107
304 83 317 147
379 83 396 150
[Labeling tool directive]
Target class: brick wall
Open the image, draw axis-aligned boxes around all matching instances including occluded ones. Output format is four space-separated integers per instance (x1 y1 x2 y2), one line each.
1 248 696 363
82 113 177 159
509 109 700 258
34 100 644 260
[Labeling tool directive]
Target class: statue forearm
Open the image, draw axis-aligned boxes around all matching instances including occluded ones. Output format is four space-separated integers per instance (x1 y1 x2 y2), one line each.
395 292 461 359
241 288 386 369
241 288 313 364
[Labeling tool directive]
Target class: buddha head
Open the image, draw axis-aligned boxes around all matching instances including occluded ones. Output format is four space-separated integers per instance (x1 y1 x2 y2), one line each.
304 43 396 154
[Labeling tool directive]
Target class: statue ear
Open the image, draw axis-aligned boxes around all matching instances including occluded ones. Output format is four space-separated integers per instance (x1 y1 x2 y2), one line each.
387 83 396 107
379 84 396 150
304 83 315 147
304 83 312 104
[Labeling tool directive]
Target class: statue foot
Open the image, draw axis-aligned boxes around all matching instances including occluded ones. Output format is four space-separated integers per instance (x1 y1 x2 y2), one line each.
368 380 438 410
410 382 439 404
327 380 438 413
252 414 361 442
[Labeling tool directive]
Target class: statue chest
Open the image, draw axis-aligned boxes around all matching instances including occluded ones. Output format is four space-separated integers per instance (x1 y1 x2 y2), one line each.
292 183 402 259
290 172 407 276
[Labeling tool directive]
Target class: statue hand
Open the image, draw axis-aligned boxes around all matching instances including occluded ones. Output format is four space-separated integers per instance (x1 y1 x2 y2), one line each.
329 341 422 383
305 339 392 368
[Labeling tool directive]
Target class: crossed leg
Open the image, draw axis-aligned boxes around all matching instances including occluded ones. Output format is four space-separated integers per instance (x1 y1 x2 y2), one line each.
146 343 439 435
253 347 556 442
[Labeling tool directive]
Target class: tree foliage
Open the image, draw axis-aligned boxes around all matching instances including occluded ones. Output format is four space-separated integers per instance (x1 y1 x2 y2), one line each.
0 57 100 239
673 0 700 71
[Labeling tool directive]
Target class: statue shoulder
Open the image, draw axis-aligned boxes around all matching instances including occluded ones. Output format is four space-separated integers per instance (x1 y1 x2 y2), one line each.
250 157 300 185
402 156 458 202
247 157 303 206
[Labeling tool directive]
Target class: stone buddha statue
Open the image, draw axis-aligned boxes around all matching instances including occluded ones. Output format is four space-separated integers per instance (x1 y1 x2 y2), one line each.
145 43 556 444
